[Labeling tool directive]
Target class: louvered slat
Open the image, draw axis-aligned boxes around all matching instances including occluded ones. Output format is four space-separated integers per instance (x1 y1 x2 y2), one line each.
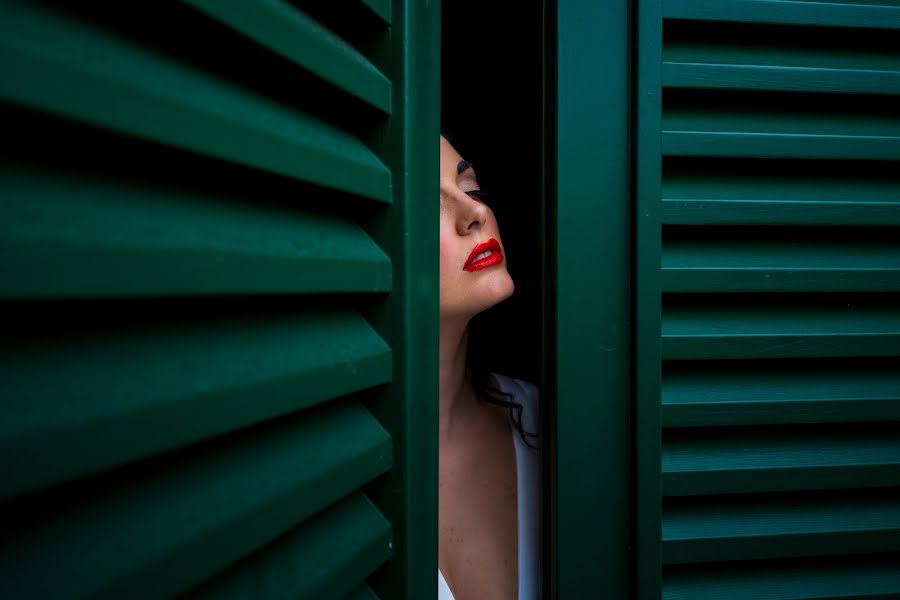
0 1 391 202
0 402 391 598
189 493 391 599
663 24 900 96
662 363 900 427
360 0 391 25
664 0 900 31
663 493 900 565
0 0 424 596
646 0 900 595
664 131 900 160
663 427 900 496
0 170 391 299
0 310 390 500
662 171 900 226
663 102 900 160
662 230 900 292
663 302 900 360
663 63 900 96
346 584 381 600
183 0 392 114
663 553 900 600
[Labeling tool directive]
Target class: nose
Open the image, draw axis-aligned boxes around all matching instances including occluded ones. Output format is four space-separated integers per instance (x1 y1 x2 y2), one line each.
455 192 488 235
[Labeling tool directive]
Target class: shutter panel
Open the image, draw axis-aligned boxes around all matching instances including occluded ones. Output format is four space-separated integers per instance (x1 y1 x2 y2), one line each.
638 0 900 597
0 1 437 598
554 0 633 597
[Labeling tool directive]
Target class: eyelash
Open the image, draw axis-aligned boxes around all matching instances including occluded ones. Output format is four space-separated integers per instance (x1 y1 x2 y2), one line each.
466 190 489 203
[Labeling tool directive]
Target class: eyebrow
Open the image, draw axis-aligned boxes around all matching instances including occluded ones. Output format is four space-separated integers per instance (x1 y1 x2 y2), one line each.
457 160 473 175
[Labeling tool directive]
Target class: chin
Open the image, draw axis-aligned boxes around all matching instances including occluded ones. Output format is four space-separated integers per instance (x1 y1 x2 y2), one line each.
478 269 515 310
440 269 516 320
498 272 515 301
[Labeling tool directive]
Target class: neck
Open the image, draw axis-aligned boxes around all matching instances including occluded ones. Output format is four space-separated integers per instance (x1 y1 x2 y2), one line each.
440 315 474 436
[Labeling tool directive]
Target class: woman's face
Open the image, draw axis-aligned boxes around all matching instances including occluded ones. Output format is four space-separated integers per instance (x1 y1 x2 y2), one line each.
440 136 514 320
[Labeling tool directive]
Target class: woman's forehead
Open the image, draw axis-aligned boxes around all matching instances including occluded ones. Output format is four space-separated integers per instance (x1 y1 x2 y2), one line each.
442 143 470 169
440 137 476 183
440 136 460 162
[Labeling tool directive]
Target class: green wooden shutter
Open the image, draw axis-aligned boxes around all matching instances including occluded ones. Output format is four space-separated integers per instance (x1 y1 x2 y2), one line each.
553 0 633 597
637 0 900 598
0 1 437 598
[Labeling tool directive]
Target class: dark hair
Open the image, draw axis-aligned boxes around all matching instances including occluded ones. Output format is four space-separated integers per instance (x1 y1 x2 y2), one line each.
469 365 538 450
467 308 538 449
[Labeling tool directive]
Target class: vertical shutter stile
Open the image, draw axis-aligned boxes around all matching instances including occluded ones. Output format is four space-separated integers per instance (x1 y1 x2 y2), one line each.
554 0 633 597
640 0 900 597
0 2 438 599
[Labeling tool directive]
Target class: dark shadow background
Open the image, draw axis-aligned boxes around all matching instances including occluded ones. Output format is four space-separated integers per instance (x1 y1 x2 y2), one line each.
442 2 545 383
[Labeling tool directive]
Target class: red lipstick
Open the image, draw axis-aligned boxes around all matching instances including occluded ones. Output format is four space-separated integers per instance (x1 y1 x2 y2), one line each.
463 238 504 272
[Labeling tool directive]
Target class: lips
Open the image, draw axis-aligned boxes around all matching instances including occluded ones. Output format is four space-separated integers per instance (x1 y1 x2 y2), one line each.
463 238 504 272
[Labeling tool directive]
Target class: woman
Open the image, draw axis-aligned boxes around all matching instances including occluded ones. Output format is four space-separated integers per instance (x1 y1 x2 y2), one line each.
438 134 540 600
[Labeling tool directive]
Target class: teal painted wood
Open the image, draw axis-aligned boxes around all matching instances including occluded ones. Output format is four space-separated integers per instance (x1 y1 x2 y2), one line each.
663 493 900 564
0 1 434 597
662 198 900 226
360 0 391 25
663 428 900 495
662 234 900 292
0 169 391 299
346 584 381 600
664 103 900 138
662 302 900 359
0 402 392 598
662 172 900 226
662 364 900 427
0 310 391 500
663 62 900 95
663 89 900 161
664 0 900 30
555 0 633 597
662 100 900 160
663 22 900 95
641 0 900 595
183 0 392 113
636 0 664 595
188 493 391 598
0 1 392 202
663 131 900 160
664 553 900 600
361 1 440 598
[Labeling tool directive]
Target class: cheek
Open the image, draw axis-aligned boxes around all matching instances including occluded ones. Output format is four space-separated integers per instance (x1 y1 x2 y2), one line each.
439 233 451 261
438 231 456 308
439 223 456 272
439 240 450 274
439 233 455 300
482 209 501 239
486 211 501 234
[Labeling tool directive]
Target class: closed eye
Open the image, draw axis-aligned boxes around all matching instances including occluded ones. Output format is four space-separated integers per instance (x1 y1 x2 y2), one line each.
466 190 489 202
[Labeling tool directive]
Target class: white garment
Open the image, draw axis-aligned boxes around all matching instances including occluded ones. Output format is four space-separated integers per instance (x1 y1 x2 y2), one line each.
438 374 541 600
